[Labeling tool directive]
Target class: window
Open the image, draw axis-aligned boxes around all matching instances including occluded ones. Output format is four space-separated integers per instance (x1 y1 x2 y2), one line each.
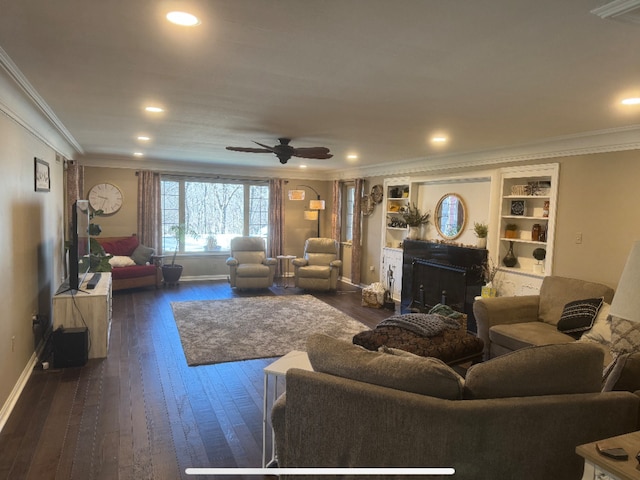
343 183 355 242
161 177 269 253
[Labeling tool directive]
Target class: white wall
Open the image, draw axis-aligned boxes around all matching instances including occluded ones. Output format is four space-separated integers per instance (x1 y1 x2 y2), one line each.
0 67 74 428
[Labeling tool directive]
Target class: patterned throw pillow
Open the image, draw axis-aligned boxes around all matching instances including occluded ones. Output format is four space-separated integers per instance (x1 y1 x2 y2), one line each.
610 316 640 354
557 297 604 338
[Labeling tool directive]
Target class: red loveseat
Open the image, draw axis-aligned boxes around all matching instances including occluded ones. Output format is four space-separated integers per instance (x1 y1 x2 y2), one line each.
96 234 162 291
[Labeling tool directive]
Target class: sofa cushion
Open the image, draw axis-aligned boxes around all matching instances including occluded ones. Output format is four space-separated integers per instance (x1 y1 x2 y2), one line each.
307 333 464 399
110 264 157 280
131 243 155 265
538 276 614 326
556 297 604 337
489 322 575 352
602 352 640 392
100 235 139 256
463 343 604 399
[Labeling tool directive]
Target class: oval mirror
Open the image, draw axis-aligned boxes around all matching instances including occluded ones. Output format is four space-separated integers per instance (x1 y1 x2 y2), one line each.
435 193 466 239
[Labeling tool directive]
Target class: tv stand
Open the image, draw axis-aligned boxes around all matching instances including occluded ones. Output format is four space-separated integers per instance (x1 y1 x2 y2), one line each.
52 272 113 358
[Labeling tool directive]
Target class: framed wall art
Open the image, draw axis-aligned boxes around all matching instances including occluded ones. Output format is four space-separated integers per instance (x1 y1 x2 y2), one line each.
34 157 50 192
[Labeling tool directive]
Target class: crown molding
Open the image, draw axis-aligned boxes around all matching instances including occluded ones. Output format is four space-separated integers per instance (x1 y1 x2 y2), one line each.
329 124 640 180
0 46 83 155
591 0 640 23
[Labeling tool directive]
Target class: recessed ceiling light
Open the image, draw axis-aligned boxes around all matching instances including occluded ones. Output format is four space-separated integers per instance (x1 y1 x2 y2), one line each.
347 154 358 160
299 164 308 169
431 135 448 143
166 11 200 26
137 136 151 142
145 106 164 113
621 97 640 105
133 152 144 157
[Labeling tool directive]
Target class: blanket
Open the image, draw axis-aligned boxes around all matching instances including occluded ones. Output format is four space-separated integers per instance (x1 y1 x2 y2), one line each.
377 313 461 338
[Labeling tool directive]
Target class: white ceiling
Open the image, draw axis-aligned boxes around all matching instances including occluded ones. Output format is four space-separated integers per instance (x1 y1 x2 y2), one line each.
1 0 639 177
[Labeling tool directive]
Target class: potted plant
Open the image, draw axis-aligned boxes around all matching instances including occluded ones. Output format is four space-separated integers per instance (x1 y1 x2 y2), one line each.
481 257 499 297
88 209 113 272
505 223 518 239
473 222 488 248
402 203 430 240
162 224 199 285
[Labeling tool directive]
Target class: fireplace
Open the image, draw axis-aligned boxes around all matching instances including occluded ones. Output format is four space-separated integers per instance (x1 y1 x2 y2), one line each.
401 240 487 332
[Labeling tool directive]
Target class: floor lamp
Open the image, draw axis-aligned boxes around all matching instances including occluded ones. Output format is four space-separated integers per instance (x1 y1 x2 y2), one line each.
288 184 325 237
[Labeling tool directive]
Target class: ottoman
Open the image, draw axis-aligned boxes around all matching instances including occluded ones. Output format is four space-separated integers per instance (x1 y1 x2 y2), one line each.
353 316 484 366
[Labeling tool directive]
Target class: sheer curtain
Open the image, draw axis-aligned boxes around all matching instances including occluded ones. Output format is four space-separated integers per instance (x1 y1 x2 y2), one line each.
351 178 364 285
331 180 342 243
137 170 161 253
268 179 284 273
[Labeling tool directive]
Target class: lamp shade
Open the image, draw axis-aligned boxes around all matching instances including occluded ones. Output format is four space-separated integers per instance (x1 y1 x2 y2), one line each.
303 210 318 221
288 190 305 201
610 240 640 323
309 199 326 210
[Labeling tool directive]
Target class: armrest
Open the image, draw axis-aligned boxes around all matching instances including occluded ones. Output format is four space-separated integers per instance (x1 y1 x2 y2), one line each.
264 257 277 266
292 258 308 267
226 257 238 266
473 295 541 356
329 259 342 268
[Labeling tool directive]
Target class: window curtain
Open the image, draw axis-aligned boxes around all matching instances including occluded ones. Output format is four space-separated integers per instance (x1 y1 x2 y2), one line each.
64 161 83 238
268 178 284 275
351 178 364 285
331 180 342 243
137 170 162 254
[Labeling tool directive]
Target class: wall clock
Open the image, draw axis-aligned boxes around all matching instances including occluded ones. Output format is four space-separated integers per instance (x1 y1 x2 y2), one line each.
88 182 123 214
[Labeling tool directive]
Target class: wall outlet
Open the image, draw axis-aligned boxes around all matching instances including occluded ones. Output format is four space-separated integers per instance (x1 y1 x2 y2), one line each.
575 232 583 244
369 265 375 272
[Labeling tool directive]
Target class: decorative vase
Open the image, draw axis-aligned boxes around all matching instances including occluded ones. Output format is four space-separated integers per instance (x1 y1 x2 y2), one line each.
477 237 487 249
407 226 420 240
502 241 517 267
481 282 497 298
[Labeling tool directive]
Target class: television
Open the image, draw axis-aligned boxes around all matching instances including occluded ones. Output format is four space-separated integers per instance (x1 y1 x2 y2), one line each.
61 200 91 293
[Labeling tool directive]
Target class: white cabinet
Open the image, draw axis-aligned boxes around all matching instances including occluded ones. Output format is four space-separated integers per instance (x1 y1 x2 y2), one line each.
497 164 559 277
381 247 403 301
52 272 113 358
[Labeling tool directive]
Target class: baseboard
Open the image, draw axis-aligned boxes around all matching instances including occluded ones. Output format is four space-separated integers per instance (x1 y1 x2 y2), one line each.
0 350 38 433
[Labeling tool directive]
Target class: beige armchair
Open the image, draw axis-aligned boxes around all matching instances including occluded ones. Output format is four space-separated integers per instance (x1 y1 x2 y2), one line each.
473 275 614 361
226 237 276 289
292 238 342 291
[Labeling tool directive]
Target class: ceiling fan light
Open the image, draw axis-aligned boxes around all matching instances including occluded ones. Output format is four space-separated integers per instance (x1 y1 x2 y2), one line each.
166 11 200 26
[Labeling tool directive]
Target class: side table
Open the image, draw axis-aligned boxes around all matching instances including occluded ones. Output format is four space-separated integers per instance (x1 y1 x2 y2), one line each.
262 350 312 467
276 255 296 288
576 430 640 480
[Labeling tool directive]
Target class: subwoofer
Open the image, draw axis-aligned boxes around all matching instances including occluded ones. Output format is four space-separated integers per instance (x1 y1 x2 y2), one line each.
52 327 88 368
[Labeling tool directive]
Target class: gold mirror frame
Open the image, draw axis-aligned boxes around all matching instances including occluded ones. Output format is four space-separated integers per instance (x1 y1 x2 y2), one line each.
435 193 466 240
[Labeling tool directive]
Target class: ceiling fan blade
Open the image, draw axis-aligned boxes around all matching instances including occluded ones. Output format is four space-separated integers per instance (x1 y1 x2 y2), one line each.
253 141 277 152
226 146 272 153
292 147 333 159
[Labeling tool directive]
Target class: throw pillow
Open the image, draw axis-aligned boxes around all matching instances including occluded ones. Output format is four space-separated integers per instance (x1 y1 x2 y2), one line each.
556 297 604 338
579 302 611 345
463 343 604 399
308 333 464 399
108 255 136 268
610 315 640 354
131 243 155 265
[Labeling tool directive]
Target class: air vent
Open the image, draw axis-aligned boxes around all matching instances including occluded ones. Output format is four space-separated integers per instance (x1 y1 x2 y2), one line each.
591 0 640 24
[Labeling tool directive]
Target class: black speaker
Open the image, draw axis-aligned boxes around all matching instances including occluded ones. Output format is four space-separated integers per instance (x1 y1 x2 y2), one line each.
52 327 88 368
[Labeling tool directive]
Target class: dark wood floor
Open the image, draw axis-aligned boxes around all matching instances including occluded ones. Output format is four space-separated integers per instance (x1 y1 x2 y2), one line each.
0 280 391 480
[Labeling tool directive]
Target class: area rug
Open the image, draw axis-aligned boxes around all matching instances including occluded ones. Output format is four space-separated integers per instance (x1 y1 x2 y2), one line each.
171 295 369 366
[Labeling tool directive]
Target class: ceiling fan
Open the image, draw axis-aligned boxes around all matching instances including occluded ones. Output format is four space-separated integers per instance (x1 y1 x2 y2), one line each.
226 137 333 164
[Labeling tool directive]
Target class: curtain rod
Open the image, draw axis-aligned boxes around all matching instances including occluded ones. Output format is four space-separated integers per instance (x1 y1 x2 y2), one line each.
136 171 269 184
